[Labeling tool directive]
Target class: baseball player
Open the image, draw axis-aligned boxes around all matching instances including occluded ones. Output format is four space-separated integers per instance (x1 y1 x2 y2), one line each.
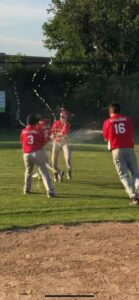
36 114 50 144
33 114 57 177
20 114 55 198
103 102 139 205
50 110 71 182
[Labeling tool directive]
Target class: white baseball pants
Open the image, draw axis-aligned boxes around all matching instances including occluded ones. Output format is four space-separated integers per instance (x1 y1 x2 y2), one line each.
112 148 139 198
23 149 54 193
51 141 71 173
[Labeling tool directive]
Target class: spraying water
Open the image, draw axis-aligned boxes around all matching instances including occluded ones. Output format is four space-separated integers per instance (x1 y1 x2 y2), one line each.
70 129 102 143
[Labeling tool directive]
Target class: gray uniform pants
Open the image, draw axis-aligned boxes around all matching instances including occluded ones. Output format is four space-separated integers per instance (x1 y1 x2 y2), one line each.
46 159 57 173
44 150 57 174
52 141 71 173
112 148 139 198
23 149 54 193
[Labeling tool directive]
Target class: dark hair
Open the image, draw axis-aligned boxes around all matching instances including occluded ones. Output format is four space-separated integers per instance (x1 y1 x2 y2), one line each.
36 113 42 122
109 103 120 114
26 114 36 126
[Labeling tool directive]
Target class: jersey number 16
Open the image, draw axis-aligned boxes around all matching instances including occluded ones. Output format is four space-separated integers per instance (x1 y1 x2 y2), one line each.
114 123 126 134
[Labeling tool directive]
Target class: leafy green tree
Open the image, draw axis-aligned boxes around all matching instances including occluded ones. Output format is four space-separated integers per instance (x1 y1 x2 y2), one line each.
43 0 139 74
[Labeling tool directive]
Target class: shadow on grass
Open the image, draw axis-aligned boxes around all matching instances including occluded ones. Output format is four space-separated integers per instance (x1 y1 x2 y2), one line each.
71 180 121 189
58 193 127 200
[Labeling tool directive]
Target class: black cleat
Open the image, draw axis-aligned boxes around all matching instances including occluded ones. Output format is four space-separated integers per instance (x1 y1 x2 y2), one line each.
58 170 64 182
23 191 31 195
47 191 56 198
54 172 58 182
67 170 72 180
129 197 139 205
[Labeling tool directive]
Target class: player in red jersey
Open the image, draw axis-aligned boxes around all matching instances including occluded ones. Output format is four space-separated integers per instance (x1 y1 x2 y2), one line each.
32 114 57 178
50 110 71 182
103 103 139 205
36 114 50 144
20 114 55 198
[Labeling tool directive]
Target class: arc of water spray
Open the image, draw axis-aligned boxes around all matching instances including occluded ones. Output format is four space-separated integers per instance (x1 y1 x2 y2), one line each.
32 61 56 120
6 72 26 127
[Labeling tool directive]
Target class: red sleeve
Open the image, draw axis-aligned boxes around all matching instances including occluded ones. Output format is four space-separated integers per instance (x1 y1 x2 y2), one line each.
61 123 71 135
103 119 109 141
50 121 58 134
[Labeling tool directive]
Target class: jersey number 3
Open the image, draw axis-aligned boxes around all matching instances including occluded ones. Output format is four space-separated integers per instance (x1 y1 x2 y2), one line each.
27 135 34 145
114 123 126 134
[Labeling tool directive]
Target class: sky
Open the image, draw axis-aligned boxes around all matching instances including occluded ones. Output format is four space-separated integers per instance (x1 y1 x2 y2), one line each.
0 0 55 57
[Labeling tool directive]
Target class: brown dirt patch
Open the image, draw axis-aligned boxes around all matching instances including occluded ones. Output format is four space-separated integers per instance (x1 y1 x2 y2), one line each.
0 223 139 300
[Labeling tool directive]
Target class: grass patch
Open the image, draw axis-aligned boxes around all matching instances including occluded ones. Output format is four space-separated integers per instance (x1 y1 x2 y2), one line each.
0 130 139 230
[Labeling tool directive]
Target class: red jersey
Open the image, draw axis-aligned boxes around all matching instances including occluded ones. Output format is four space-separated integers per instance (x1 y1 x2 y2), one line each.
36 119 50 143
50 120 71 142
20 125 45 153
103 114 134 151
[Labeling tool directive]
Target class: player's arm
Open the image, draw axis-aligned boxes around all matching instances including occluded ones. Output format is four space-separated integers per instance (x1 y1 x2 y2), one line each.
49 122 56 134
49 122 58 139
54 122 70 139
59 123 71 137
103 120 109 141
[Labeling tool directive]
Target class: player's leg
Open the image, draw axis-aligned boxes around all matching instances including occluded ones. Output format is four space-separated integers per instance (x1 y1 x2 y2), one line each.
35 149 55 197
126 149 139 197
45 152 57 174
51 141 62 182
33 149 56 179
23 153 34 194
112 148 137 204
62 143 72 179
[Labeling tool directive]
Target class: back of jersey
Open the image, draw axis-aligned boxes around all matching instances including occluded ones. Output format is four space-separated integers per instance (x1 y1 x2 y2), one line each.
20 125 44 153
108 114 134 150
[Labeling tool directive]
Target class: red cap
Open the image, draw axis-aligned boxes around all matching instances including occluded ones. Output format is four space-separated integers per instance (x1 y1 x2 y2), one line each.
60 110 69 118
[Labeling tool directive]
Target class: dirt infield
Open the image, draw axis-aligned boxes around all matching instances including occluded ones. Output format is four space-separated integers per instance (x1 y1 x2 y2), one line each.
0 223 139 300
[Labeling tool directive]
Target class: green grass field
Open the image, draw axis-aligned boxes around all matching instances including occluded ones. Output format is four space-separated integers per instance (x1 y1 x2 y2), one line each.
0 129 139 230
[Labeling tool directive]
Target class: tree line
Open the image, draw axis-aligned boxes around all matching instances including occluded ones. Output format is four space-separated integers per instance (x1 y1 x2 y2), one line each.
1 0 139 127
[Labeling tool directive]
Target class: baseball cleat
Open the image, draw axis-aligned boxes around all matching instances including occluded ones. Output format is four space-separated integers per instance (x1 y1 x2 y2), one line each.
23 190 31 195
47 191 56 198
67 170 72 180
32 173 39 178
135 179 139 195
129 197 138 205
54 172 58 182
58 170 64 182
